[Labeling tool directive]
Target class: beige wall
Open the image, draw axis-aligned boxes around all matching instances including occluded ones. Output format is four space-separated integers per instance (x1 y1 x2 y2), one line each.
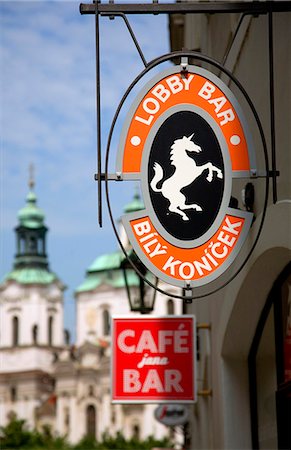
174 8 291 449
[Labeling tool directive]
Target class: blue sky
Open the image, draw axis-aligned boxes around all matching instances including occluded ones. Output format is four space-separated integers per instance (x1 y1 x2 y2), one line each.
0 0 171 340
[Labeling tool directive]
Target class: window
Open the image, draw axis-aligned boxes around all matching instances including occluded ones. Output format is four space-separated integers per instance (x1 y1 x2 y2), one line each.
32 325 38 344
88 385 94 397
64 407 70 434
12 316 19 346
86 404 96 437
19 237 25 254
64 329 70 345
10 386 17 402
167 299 174 315
28 236 37 253
102 309 110 336
132 424 140 439
48 316 54 346
249 263 291 450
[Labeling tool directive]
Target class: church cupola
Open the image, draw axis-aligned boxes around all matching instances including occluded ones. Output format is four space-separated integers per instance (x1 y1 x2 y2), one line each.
14 168 49 270
0 168 65 349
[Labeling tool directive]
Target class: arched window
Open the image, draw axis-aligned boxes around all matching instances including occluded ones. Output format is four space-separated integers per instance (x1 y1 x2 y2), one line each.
32 325 38 344
102 309 110 336
64 329 70 345
10 386 17 402
28 235 37 253
88 385 94 397
249 263 291 450
12 316 19 346
132 423 140 439
86 404 96 437
48 316 54 346
64 407 70 434
20 237 25 254
167 299 174 315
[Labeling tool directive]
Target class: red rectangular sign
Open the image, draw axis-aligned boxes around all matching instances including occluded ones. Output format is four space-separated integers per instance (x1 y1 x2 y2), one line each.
111 315 196 403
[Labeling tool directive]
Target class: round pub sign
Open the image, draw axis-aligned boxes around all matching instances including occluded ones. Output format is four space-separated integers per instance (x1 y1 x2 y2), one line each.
116 66 255 288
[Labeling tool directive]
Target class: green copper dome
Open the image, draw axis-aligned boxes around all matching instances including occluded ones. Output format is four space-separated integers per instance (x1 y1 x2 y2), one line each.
123 187 144 213
3 268 58 285
18 190 45 229
1 170 63 287
75 250 140 293
76 189 146 294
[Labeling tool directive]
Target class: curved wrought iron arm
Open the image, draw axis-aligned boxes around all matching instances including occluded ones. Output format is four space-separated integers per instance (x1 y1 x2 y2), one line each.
104 50 269 301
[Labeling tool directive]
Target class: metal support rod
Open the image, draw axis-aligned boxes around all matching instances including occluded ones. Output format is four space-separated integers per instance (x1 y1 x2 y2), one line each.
95 2 102 226
222 12 246 67
268 7 278 204
80 2 291 16
198 389 212 397
101 12 148 68
197 323 211 330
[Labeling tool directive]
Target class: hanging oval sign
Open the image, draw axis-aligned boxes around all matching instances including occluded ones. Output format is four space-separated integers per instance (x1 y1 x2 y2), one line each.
116 66 256 288
154 404 190 426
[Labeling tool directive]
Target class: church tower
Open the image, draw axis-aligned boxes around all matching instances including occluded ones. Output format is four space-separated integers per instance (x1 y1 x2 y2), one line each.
0 170 65 428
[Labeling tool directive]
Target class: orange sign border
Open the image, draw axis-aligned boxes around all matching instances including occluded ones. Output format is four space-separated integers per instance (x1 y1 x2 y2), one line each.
116 65 255 288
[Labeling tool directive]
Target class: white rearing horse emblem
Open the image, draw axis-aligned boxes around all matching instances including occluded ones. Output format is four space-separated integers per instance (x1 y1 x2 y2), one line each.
150 133 223 221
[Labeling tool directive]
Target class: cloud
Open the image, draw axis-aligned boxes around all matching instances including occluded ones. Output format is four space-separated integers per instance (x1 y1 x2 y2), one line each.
0 0 174 339
0 0 170 279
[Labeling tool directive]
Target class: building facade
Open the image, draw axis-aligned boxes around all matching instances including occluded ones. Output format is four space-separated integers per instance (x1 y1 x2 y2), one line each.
0 183 181 445
169 3 291 449
0 179 65 430
72 191 183 443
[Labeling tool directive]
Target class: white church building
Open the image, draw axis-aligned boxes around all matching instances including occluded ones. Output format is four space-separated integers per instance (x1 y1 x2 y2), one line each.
0 178 182 444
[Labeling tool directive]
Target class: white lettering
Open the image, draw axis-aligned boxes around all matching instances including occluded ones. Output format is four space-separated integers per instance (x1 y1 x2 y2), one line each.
136 330 158 353
217 108 235 125
198 81 216 100
140 232 157 243
151 84 170 103
179 261 195 279
137 354 169 369
143 97 160 114
123 369 184 393
135 114 153 126
166 75 184 94
193 256 213 276
118 329 190 354
117 330 135 354
217 231 236 247
204 249 219 267
209 96 227 112
143 238 158 254
174 330 189 353
123 369 141 393
182 74 194 90
142 369 164 393
149 243 168 259
163 256 182 276
211 242 228 259
133 220 151 236
165 370 183 393
222 217 242 235
134 75 194 127
198 81 235 126
158 330 174 352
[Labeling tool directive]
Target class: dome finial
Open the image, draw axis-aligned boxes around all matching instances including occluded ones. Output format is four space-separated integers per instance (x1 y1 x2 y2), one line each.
29 163 35 191
134 183 140 200
123 185 144 214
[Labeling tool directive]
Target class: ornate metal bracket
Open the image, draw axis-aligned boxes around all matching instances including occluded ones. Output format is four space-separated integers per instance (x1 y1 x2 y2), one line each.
80 1 290 226
79 1 290 300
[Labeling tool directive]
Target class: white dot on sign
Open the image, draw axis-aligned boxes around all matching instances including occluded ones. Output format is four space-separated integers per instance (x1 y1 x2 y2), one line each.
230 135 241 145
131 136 141 146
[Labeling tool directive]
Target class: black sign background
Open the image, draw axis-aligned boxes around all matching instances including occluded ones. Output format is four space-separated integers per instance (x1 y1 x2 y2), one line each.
148 111 224 241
